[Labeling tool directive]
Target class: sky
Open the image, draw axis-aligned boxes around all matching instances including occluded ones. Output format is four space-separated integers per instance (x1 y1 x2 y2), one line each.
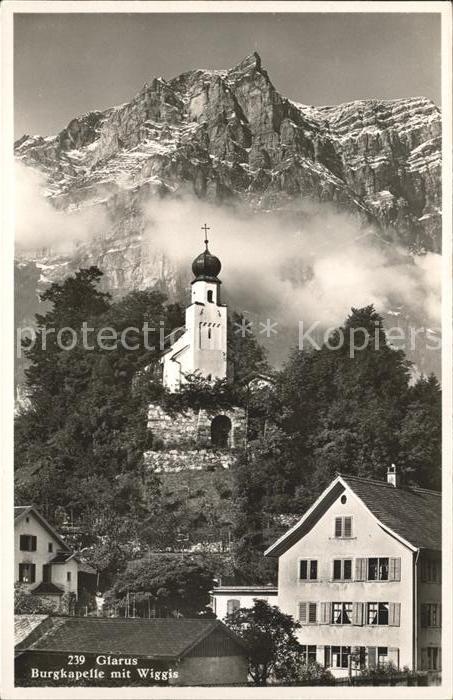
14 12 441 138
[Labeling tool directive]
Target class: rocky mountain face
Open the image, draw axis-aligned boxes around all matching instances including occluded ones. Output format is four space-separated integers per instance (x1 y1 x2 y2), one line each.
15 52 441 374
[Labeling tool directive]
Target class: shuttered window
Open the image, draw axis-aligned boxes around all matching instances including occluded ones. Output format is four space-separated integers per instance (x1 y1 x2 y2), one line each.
389 557 401 581
388 602 401 626
298 602 317 624
334 516 353 538
355 558 367 581
298 602 307 624
319 602 331 624
344 517 352 537
352 602 364 626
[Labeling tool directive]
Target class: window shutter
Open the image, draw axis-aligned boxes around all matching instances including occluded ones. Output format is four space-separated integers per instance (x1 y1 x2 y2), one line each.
18 563 24 581
367 647 377 669
388 647 400 669
344 517 352 537
308 602 317 623
389 602 401 626
298 602 307 624
320 602 330 624
389 557 401 581
352 602 364 626
335 517 342 537
355 558 366 581
31 536 37 551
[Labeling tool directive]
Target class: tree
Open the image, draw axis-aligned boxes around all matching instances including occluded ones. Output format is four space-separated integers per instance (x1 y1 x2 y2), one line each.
398 374 441 490
225 599 303 685
105 554 215 618
14 583 55 615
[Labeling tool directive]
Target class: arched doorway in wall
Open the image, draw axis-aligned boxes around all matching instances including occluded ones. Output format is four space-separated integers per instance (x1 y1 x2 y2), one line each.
210 415 232 448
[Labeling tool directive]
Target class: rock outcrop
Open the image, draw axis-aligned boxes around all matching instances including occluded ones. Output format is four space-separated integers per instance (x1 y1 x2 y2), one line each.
14 52 441 375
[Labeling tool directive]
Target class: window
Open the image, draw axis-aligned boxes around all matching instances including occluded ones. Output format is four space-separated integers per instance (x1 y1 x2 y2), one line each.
377 647 389 668
368 557 389 580
330 646 351 669
19 535 37 551
67 571 71 582
421 603 441 627
332 602 353 625
43 564 51 583
298 602 317 624
424 647 441 671
299 559 318 580
226 599 240 615
333 559 352 580
207 290 213 302
301 645 317 665
334 516 352 538
367 602 389 625
48 542 53 553
422 559 441 583
208 328 212 340
18 563 36 583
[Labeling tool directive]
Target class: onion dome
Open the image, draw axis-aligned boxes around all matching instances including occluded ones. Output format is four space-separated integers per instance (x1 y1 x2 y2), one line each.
192 229 221 281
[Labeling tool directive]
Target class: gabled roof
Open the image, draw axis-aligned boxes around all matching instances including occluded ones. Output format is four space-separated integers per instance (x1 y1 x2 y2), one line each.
19 617 248 659
265 474 441 557
14 506 70 552
339 474 441 551
15 615 49 647
49 552 97 574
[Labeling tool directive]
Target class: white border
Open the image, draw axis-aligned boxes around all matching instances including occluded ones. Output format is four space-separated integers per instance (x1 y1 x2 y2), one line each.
1 2 452 699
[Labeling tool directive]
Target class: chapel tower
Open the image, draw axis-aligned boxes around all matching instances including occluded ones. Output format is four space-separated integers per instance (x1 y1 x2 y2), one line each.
161 225 227 392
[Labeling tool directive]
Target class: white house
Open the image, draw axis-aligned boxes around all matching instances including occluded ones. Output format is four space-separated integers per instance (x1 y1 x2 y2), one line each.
15 505 95 610
264 468 441 677
211 585 278 620
161 226 227 392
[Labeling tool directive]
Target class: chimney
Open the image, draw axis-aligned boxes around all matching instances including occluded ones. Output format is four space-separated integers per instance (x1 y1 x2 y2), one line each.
387 464 399 488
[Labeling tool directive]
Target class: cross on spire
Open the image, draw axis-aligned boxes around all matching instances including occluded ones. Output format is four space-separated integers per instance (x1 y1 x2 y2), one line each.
201 223 210 250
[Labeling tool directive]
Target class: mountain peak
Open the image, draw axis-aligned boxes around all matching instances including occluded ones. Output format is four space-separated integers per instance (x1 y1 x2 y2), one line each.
229 51 262 77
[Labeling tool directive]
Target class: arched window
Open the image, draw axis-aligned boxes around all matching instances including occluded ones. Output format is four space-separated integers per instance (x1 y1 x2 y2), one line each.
211 415 232 448
207 290 214 303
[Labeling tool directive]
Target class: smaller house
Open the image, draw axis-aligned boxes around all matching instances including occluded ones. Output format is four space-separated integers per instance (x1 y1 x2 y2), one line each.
211 585 278 620
15 617 249 686
14 506 96 610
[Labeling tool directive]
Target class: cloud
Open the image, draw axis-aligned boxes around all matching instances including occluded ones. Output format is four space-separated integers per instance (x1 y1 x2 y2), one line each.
15 162 108 254
142 193 441 330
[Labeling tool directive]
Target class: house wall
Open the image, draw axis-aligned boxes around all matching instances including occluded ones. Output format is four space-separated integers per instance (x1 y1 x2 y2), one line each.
417 553 442 670
15 514 63 590
15 512 78 598
175 655 248 686
277 485 415 675
51 559 79 597
212 592 278 620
